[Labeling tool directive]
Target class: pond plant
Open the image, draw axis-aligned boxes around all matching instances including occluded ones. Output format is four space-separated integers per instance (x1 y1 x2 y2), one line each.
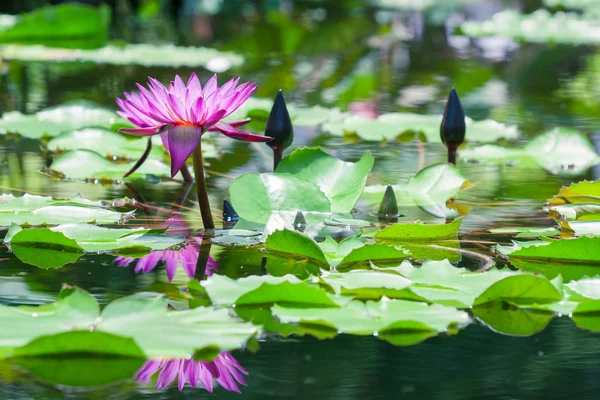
116 73 271 229
440 88 466 165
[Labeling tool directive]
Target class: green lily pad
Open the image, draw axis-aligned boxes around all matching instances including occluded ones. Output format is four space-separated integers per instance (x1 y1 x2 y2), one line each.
276 148 374 213
460 127 600 176
472 302 554 336
390 259 562 308
0 43 244 70
272 299 470 345
0 3 110 49
4 223 184 254
459 9 600 45
49 150 172 181
229 173 331 224
322 113 518 143
201 274 338 307
0 101 130 139
266 229 328 265
498 236 600 265
0 286 258 359
374 218 462 241
0 193 131 227
319 270 419 301
46 128 166 160
361 163 467 218
547 180 600 206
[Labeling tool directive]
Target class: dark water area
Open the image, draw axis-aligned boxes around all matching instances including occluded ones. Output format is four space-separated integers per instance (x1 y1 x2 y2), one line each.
1 0 600 398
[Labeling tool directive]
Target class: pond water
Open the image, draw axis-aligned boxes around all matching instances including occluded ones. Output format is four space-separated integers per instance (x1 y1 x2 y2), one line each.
1 0 600 399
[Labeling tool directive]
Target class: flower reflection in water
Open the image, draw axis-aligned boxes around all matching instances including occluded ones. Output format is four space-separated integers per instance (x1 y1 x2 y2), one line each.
136 352 248 392
114 215 217 281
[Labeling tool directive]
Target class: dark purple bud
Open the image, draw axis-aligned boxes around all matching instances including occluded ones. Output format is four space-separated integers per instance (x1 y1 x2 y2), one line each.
377 185 399 217
440 88 466 146
265 90 294 152
293 211 307 232
222 199 239 223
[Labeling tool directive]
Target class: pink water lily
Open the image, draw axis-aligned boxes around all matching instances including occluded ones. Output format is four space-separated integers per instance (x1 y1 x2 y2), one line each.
116 73 270 178
116 73 269 229
136 352 248 392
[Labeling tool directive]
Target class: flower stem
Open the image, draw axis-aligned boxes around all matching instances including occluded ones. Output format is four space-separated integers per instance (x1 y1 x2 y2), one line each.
192 141 215 230
180 164 193 183
273 147 283 171
447 142 459 165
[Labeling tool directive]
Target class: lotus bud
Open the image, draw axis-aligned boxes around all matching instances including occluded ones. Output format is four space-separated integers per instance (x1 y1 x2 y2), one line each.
440 88 465 164
265 90 294 170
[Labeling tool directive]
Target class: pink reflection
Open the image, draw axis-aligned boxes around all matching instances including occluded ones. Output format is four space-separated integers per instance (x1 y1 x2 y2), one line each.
114 215 217 281
136 352 248 392
348 100 379 119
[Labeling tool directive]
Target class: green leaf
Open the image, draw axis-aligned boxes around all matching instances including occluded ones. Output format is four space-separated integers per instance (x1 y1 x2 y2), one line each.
460 127 600 176
322 113 518 143
4 224 184 253
0 43 244 70
498 237 600 279
566 278 600 300
394 259 562 308
49 150 172 181
0 4 110 48
46 128 166 160
276 148 374 213
0 287 258 359
229 173 331 224
472 302 554 336
547 180 600 206
361 163 467 218
319 270 419 300
0 193 131 227
201 274 337 307
374 218 462 241
337 243 409 268
460 9 600 45
272 299 470 345
265 229 328 265
0 101 129 139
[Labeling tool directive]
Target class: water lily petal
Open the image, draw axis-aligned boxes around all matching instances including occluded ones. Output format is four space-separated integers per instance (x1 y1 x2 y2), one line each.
166 125 203 177
118 126 164 136
157 360 180 389
214 121 271 142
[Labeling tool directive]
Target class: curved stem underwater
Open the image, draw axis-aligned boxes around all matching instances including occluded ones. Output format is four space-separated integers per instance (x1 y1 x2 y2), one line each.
192 141 215 230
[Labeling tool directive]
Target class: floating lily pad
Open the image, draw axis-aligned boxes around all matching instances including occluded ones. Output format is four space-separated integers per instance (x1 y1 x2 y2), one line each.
498 237 600 281
0 43 244 70
0 193 131 227
0 3 110 49
0 286 258 359
459 9 600 45
4 224 184 255
361 163 467 218
229 173 331 224
276 148 374 213
201 274 338 307
49 150 172 181
460 127 600 176
388 259 562 308
322 113 518 143
472 302 554 336
272 299 470 346
0 101 130 139
374 218 462 241
46 128 165 160
547 180 600 206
